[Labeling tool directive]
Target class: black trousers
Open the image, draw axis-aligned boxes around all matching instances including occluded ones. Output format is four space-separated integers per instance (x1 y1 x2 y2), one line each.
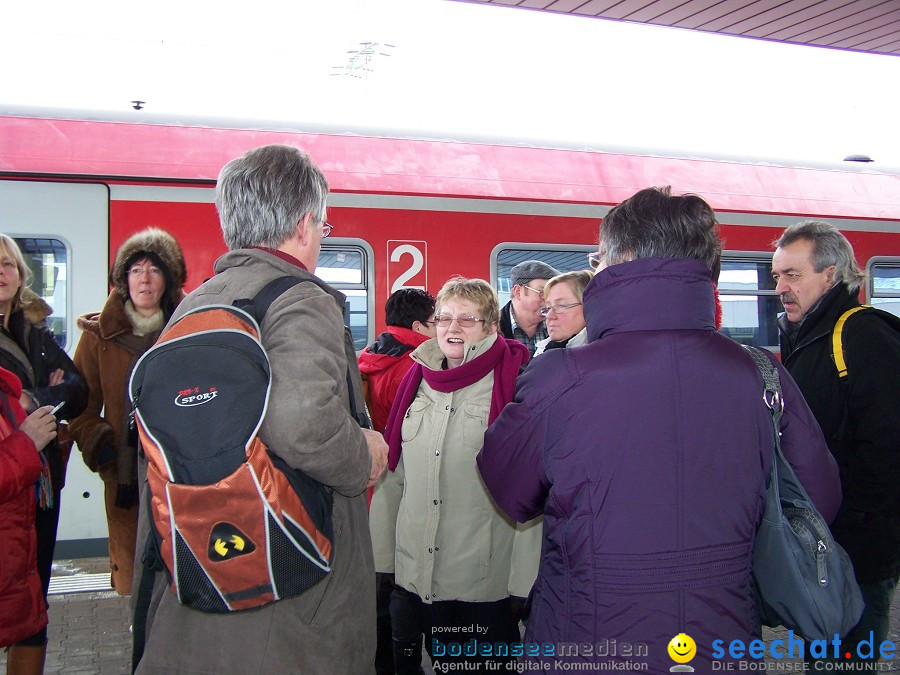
392 586 520 672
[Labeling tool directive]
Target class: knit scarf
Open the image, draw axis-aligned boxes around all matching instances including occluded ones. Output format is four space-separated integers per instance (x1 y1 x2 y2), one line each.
384 336 529 470
112 308 164 497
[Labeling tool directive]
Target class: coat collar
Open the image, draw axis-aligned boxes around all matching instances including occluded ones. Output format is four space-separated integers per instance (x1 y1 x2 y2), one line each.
19 289 52 325
77 292 134 341
411 332 498 371
214 248 347 311
584 258 716 343
777 282 859 359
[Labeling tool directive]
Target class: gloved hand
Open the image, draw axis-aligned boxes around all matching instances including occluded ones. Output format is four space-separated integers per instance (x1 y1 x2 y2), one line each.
115 481 139 509
97 441 117 468
510 595 530 624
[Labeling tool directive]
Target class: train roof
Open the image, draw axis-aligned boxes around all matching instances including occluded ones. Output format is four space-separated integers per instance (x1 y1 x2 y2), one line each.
2 106 899 222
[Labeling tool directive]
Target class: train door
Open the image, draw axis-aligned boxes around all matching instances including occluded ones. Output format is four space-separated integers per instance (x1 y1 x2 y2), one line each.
1 180 111 557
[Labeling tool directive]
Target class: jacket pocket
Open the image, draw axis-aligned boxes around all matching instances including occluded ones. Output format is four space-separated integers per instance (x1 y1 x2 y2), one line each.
461 402 489 449
400 398 430 443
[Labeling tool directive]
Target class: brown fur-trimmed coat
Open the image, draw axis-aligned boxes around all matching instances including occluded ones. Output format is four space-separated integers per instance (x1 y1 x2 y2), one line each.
68 228 185 594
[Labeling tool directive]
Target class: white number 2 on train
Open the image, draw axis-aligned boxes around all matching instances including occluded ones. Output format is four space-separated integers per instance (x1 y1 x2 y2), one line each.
389 242 427 294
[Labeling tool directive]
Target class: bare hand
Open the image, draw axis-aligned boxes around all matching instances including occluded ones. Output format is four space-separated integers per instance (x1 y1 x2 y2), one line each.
362 428 388 488
20 405 58 452
48 368 65 387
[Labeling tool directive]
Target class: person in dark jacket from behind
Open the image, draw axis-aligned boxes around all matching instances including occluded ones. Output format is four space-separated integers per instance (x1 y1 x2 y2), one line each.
478 186 842 674
773 220 900 663
359 287 436 675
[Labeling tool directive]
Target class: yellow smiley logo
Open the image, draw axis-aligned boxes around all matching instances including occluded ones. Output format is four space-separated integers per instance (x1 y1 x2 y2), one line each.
667 633 696 664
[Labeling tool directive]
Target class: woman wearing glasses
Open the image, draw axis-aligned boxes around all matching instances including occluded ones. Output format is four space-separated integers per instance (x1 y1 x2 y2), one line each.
68 228 186 596
532 270 594 357
373 276 529 672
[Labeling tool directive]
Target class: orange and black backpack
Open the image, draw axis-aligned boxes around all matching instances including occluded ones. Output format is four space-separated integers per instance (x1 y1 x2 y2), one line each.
129 277 366 621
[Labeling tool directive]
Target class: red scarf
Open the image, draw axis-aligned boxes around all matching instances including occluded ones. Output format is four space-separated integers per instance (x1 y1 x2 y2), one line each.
384 336 529 470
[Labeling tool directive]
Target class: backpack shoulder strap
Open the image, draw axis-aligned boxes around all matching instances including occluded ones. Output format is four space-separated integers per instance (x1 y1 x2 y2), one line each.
234 276 307 324
832 305 872 380
234 275 371 430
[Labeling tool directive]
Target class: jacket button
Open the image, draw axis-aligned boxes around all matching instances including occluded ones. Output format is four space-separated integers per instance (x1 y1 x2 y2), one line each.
425 594 430 600
445 405 450 411
433 499 438 505
428 547 433 553
435 451 440 456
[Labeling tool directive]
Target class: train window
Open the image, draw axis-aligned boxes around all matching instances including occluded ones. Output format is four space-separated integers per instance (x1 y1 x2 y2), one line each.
493 246 596 307
868 259 900 318
14 237 69 348
317 244 370 351
717 255 782 349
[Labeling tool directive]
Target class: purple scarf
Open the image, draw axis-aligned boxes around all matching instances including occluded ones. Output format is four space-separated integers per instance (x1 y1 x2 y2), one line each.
384 336 529 471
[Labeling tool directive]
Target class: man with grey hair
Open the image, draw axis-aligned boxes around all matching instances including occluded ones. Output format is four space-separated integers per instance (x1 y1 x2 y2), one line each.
499 259 559 356
133 144 388 673
773 220 900 662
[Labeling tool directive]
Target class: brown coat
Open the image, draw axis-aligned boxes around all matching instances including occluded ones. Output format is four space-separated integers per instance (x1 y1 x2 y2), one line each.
68 227 187 594
68 292 158 594
135 248 375 674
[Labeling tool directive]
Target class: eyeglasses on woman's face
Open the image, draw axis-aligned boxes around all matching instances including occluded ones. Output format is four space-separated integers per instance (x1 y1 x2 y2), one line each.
433 315 487 328
128 264 164 279
539 302 582 318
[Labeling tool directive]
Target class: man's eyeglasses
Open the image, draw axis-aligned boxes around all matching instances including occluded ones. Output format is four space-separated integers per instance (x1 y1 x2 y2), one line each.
321 222 334 238
434 315 487 328
587 252 602 270
521 284 545 297
540 302 582 317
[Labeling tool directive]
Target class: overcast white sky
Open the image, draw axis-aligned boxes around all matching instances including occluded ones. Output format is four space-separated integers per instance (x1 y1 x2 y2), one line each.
3 0 899 168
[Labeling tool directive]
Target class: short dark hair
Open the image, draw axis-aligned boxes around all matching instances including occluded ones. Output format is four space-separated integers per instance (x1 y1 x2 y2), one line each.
385 288 436 329
599 186 722 271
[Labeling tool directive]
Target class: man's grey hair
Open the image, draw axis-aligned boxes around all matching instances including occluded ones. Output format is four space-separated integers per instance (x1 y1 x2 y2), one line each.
216 144 328 250
773 220 866 293
599 186 722 271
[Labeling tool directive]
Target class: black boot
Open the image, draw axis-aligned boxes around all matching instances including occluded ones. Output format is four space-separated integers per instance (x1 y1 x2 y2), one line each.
392 636 425 675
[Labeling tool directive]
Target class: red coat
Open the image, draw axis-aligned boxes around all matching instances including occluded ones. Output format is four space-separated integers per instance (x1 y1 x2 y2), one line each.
357 327 430 433
0 367 46 647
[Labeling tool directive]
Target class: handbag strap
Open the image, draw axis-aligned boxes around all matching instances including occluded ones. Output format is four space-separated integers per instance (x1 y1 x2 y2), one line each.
744 346 784 437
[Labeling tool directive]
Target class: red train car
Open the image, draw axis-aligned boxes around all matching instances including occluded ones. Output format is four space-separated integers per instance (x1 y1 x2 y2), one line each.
2 108 899 554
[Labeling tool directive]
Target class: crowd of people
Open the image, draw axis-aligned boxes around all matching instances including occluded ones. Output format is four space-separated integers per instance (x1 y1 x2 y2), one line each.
0 144 897 675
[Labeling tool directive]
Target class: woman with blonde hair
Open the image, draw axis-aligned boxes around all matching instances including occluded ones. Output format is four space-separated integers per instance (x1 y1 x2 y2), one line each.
0 234 87 674
532 269 593 357
371 276 529 672
69 228 186 596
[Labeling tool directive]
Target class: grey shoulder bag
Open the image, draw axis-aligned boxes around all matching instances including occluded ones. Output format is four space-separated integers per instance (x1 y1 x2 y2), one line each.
745 346 864 641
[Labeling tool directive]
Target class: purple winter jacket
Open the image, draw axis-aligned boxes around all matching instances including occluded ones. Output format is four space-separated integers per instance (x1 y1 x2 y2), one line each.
477 257 841 674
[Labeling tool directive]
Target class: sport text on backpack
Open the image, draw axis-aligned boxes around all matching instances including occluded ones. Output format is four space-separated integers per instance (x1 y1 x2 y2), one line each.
128 277 349 613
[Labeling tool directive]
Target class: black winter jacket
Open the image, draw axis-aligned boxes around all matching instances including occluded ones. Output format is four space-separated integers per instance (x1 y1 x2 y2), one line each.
779 283 900 582
0 292 88 489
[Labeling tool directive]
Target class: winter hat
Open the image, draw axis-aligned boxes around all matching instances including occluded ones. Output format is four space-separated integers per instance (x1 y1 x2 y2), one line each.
510 260 560 288
110 228 186 315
